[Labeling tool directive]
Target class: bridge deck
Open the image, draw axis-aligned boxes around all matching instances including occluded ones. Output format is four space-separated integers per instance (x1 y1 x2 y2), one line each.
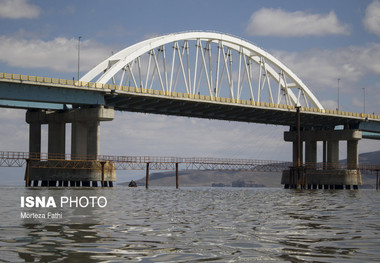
1 73 380 129
0 151 378 172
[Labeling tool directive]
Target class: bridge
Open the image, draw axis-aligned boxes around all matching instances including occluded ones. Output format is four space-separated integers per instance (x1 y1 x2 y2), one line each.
0 151 378 189
1 31 379 189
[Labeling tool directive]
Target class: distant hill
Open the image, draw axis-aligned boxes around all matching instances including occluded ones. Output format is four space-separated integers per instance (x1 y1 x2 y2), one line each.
119 151 380 188
358 150 380 166
119 170 282 188
338 150 380 166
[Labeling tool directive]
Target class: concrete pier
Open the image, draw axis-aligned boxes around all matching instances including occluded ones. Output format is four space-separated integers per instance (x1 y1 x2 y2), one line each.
71 121 87 159
347 140 359 169
25 106 116 187
305 140 317 169
26 160 116 187
327 140 339 169
48 122 65 159
282 128 362 189
29 121 41 159
282 169 362 189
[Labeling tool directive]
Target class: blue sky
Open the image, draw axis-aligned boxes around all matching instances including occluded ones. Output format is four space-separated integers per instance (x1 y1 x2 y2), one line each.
0 0 379 184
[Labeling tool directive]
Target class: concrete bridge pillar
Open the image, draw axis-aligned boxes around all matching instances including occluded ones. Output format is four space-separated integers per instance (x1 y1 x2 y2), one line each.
28 117 42 159
71 121 87 159
347 140 359 169
283 128 362 189
48 122 66 159
327 140 339 169
25 106 115 187
87 120 100 160
305 140 317 169
322 141 327 169
71 120 100 160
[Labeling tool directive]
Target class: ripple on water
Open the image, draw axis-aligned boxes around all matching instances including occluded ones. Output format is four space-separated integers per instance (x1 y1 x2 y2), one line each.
0 187 380 262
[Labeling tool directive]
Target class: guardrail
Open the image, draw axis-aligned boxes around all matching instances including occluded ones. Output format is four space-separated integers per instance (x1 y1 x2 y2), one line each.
0 151 378 172
2 72 379 120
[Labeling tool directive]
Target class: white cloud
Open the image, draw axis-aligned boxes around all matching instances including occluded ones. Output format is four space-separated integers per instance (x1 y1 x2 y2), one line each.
100 112 289 161
0 109 28 151
0 35 111 74
320 100 338 110
352 96 364 109
273 43 380 89
363 0 380 38
0 0 40 19
271 43 380 113
246 8 350 37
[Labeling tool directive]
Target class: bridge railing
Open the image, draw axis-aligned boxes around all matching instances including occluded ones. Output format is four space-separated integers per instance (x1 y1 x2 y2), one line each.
2 72 380 121
0 151 378 172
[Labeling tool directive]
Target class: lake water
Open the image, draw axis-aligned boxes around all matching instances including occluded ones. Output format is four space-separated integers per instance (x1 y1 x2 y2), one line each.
0 186 379 262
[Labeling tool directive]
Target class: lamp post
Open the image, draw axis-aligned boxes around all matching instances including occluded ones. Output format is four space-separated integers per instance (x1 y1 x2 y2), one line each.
337 78 340 111
362 88 366 114
78 36 82 81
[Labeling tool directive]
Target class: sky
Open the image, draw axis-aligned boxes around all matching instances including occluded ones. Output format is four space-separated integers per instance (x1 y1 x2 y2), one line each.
0 0 379 184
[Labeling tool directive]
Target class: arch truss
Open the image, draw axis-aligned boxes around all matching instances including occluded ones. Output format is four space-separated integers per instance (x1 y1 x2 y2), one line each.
81 31 323 109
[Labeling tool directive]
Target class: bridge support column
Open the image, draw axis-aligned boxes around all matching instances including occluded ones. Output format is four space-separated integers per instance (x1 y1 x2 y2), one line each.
71 120 100 160
282 129 362 189
305 140 317 169
27 109 48 160
327 140 339 169
29 121 41 159
87 120 100 160
48 122 66 159
322 141 327 169
347 140 359 169
71 122 87 159
25 106 116 187
146 162 150 189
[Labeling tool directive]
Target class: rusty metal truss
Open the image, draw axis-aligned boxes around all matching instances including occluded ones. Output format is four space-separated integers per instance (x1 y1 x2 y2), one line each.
0 151 379 172
184 162 291 172
0 158 25 167
113 162 176 170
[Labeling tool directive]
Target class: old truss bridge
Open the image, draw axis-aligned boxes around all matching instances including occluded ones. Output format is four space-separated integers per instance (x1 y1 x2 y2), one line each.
1 151 378 172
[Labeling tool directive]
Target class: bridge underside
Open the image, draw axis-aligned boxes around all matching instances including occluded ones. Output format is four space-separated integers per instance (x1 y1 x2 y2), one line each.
105 92 364 129
1 77 379 132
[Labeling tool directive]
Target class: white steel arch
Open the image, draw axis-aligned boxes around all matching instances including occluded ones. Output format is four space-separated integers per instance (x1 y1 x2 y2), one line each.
81 31 324 109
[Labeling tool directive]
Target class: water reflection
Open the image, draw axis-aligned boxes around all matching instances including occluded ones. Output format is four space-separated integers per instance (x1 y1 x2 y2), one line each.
18 223 103 262
0 187 379 262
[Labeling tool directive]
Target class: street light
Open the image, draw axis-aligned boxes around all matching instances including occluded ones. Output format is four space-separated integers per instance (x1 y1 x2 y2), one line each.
78 36 82 81
337 78 340 111
362 88 366 114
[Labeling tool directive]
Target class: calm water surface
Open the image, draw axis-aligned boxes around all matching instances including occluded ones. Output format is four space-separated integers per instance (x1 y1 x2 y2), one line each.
0 186 379 262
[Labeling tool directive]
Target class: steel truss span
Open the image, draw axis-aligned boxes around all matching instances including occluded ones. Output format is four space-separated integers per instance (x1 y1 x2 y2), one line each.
81 31 323 109
1 152 379 173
